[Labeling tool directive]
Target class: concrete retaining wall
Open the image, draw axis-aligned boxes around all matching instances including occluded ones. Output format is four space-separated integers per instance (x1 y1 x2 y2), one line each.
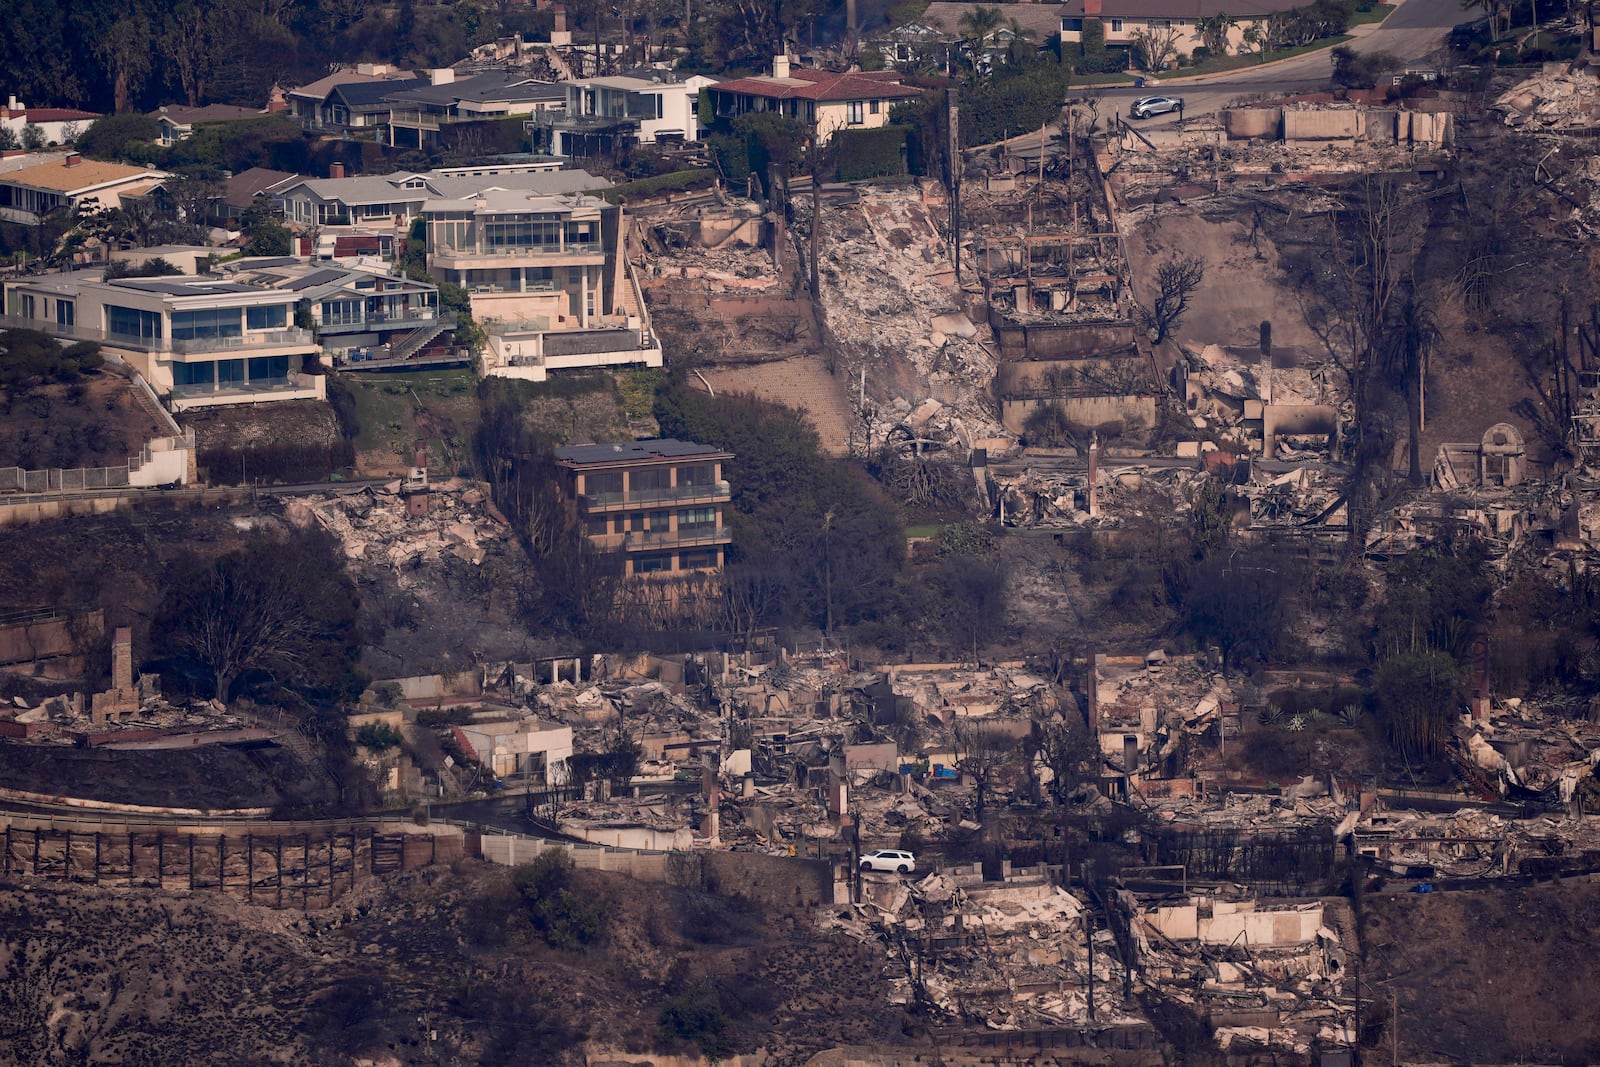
1001 395 1158 434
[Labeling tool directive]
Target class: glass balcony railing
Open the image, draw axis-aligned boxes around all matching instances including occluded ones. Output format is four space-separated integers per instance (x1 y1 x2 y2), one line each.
580 481 730 510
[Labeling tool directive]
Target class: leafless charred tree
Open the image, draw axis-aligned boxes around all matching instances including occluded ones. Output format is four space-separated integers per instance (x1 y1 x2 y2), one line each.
954 719 1018 817
1144 256 1205 345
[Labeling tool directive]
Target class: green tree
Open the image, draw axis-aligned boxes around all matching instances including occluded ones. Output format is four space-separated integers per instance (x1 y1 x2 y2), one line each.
1375 649 1462 762
957 4 1005 67
654 380 906 633
75 113 161 162
513 852 610 949
244 218 294 257
93 14 155 113
0 128 17 152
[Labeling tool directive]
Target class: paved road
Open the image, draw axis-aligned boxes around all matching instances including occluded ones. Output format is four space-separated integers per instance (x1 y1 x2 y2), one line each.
1090 0 1463 124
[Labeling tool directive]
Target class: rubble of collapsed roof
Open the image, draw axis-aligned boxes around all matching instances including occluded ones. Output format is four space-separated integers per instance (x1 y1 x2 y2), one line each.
797 183 1011 449
1103 101 1453 205
283 479 511 580
1495 68 1600 131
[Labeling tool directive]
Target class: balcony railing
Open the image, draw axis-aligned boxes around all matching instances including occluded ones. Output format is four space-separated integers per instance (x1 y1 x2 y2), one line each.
168 328 315 354
625 526 731 550
580 481 730 510
0 316 313 355
318 311 439 334
434 243 603 259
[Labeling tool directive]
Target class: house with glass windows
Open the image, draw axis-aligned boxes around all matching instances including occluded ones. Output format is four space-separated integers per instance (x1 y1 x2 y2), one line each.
2 272 322 410
421 188 662 381
210 258 445 366
554 440 733 580
533 73 716 158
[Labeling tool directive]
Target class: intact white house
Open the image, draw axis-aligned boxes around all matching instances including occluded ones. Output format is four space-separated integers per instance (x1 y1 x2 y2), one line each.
421 188 662 381
536 74 716 157
2 272 323 411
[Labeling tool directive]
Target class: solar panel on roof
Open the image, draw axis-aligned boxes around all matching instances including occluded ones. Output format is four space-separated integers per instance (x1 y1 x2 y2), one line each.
554 439 727 464
286 268 349 290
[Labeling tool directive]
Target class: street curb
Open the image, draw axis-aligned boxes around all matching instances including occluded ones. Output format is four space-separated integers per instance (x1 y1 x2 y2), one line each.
1075 5 1397 89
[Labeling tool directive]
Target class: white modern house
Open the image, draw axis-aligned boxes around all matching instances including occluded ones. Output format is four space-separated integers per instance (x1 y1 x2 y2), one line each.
2 272 323 410
454 718 573 783
421 188 661 381
536 74 716 157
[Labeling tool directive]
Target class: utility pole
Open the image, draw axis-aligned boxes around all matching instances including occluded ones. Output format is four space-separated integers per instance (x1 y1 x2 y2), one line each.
947 88 961 283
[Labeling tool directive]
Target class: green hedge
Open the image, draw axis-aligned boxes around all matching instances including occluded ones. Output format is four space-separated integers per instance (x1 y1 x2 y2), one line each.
601 168 717 203
832 126 909 181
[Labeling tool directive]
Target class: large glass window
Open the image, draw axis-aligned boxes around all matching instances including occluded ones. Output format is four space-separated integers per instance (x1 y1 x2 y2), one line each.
584 471 623 496
630 466 670 492
174 361 215 387
634 553 672 574
567 220 597 248
431 215 473 251
55 300 74 326
847 101 865 124
246 304 288 330
322 299 363 325
217 359 246 386
171 307 242 341
106 305 162 342
247 355 290 381
678 463 716 486
679 549 717 570
484 216 563 251
677 507 716 531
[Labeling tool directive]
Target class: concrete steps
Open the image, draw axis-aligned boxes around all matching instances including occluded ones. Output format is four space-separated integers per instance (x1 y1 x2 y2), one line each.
126 377 171 427
699 356 856 457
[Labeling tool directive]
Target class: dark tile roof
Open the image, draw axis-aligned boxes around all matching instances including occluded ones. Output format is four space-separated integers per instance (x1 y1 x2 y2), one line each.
331 78 427 108
153 104 262 124
555 439 731 464
224 166 299 209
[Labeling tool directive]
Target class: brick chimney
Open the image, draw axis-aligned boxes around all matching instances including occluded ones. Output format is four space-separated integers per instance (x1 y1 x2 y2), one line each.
64 152 82 168
112 627 133 691
554 4 567 32
330 160 345 179
1084 0 1102 15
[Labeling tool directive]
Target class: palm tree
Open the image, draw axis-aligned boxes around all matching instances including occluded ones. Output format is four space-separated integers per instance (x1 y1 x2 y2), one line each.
957 5 1005 69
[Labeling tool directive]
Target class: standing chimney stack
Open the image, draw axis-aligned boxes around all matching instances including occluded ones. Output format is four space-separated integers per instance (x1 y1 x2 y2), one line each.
330 160 346 179
1087 432 1101 517
772 53 790 79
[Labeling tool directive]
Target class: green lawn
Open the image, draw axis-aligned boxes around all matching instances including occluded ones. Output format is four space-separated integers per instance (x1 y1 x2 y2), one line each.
343 368 481 474
1349 2 1397 26
1176 33 1356 77
1080 7 1390 86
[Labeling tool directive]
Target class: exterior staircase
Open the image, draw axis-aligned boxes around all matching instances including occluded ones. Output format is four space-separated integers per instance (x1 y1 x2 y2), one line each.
388 312 457 362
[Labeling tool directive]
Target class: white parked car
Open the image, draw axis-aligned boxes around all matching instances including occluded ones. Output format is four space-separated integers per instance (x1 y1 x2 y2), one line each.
860 849 916 874
1130 95 1184 119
